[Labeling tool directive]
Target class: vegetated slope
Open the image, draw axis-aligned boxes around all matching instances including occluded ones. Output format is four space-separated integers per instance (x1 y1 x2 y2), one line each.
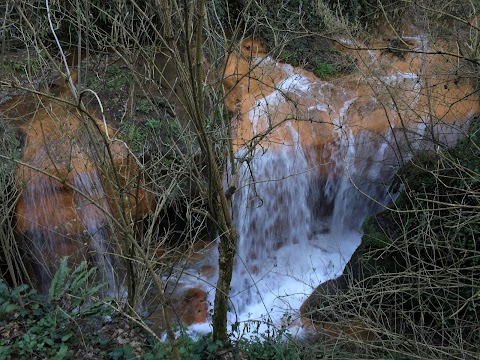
303 118 480 358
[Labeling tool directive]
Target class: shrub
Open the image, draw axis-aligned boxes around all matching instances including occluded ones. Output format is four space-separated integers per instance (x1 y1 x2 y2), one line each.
331 121 480 358
136 97 155 114
313 63 337 78
0 258 111 359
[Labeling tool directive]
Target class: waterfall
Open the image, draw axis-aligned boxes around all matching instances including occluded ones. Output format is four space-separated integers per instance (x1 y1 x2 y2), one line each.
225 123 398 332
182 57 420 335
73 171 116 294
20 142 117 293
14 32 476 335
23 172 72 288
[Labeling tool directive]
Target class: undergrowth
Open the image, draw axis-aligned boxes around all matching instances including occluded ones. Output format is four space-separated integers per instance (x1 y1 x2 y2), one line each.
323 120 480 359
0 258 353 360
0 258 110 359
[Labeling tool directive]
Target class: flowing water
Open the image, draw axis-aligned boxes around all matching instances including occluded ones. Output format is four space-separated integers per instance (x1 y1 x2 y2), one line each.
225 127 398 335
17 32 477 335
184 52 437 335
185 108 403 337
19 95 396 332
73 171 116 293
20 142 117 293
23 172 72 288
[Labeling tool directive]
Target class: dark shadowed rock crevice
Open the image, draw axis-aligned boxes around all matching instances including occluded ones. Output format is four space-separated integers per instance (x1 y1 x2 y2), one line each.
300 122 480 354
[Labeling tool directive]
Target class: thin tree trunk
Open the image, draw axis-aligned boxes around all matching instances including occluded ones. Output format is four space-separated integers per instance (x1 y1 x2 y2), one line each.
190 0 238 344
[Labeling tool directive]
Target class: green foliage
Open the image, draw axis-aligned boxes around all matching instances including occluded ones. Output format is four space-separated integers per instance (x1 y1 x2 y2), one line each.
324 0 374 27
1 54 45 75
238 333 302 360
136 97 155 114
234 0 358 76
0 258 111 359
148 117 182 143
313 62 337 78
137 324 316 360
343 119 480 357
141 332 223 360
278 50 301 67
87 64 131 92
121 117 181 153
109 344 136 360
105 65 130 90
49 257 105 308
229 318 306 360
121 123 146 150
1 59 28 73
145 118 161 130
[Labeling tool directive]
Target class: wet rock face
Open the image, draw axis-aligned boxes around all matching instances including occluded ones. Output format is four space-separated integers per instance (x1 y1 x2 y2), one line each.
1 82 149 289
300 277 375 345
176 287 208 325
224 33 479 336
300 276 348 327
224 37 479 167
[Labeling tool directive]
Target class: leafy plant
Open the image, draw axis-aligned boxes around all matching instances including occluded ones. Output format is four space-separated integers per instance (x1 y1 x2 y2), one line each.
85 64 131 92
141 332 223 360
109 344 136 360
1 56 44 75
104 65 130 90
136 97 155 114
278 50 300 66
145 118 161 130
145 118 180 136
0 258 111 359
313 62 337 78
121 124 146 150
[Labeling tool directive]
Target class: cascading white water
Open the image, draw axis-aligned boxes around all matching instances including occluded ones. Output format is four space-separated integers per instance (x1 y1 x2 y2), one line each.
230 128 315 318
224 122 398 334
73 171 116 293
186 58 412 336
21 142 117 293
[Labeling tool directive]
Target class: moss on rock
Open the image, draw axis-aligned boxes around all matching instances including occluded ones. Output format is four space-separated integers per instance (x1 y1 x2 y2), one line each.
303 118 480 355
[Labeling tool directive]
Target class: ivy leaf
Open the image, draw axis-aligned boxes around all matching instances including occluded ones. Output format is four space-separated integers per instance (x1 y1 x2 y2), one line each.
52 344 68 360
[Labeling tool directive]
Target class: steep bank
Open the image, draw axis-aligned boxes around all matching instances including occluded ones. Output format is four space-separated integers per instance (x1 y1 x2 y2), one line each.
218 25 479 333
301 124 480 356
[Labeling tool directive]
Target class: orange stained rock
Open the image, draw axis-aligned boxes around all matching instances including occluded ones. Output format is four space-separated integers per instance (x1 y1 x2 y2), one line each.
177 287 208 325
224 37 480 172
1 76 150 284
199 265 216 278
12 99 149 229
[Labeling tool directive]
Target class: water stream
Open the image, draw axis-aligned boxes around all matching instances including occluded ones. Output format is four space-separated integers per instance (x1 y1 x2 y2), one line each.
184 104 402 337
225 126 398 335
20 142 117 293
17 32 476 336
73 171 116 294
180 52 430 335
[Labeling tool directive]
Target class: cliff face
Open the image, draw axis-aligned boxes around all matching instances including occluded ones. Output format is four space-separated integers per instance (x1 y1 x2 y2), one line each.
223 26 479 343
1 77 150 290
225 34 478 158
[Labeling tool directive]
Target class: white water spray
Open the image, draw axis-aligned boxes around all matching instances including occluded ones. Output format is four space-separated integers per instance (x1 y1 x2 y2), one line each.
225 118 398 334
73 171 117 294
